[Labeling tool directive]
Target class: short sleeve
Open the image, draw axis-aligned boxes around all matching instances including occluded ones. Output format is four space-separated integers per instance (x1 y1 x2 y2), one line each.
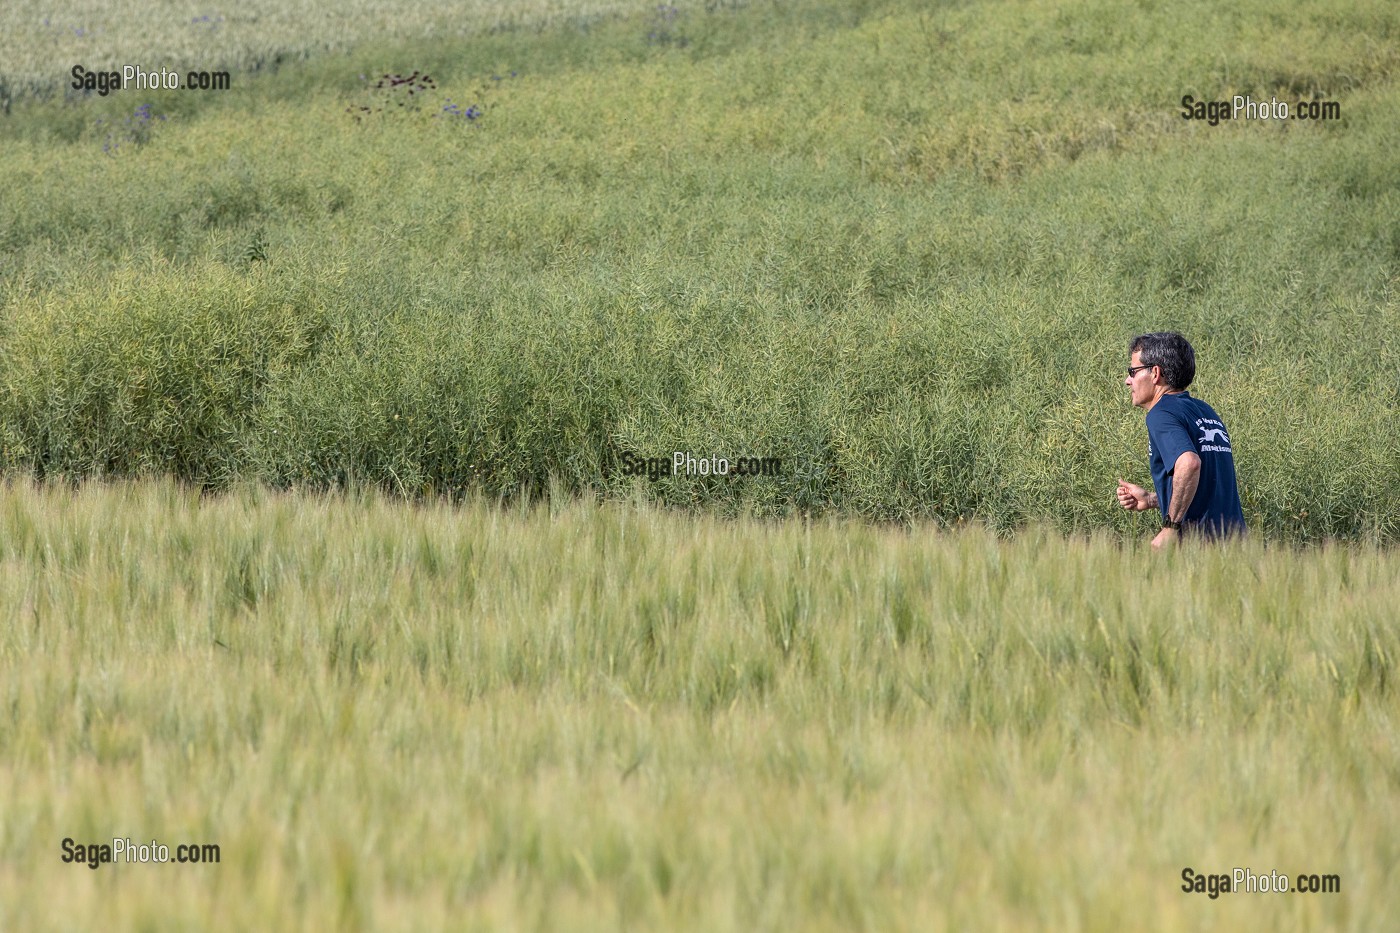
1146 407 1197 474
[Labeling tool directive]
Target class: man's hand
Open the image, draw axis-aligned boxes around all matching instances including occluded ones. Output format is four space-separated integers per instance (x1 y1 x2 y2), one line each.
1151 527 1179 551
1116 478 1155 512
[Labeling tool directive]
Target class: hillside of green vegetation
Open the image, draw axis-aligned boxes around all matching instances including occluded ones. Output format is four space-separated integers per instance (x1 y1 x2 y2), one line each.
2 0 1397 540
0 0 662 106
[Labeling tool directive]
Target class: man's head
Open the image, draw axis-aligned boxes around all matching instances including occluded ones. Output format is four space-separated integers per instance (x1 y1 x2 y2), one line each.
1126 332 1195 409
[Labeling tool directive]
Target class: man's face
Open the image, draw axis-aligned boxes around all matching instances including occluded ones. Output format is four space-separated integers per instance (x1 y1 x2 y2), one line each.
1126 350 1156 409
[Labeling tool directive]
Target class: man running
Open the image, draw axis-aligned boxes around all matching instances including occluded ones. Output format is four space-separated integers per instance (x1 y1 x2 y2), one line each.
1116 332 1246 548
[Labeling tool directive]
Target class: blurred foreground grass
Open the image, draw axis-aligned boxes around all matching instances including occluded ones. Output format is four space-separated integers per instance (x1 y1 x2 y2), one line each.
1 478 1396 930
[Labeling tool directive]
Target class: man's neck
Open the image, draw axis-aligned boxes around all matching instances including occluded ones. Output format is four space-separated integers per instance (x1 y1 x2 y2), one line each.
1144 387 1183 412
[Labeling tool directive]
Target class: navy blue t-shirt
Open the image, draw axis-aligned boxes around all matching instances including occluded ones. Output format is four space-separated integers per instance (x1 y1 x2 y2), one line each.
1146 391 1246 538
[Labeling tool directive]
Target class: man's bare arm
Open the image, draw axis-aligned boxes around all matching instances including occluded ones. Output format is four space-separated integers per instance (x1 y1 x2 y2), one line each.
1166 451 1201 522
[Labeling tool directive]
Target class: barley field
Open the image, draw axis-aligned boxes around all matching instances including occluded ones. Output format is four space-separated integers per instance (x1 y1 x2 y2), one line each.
1 478 1397 930
2 0 1399 927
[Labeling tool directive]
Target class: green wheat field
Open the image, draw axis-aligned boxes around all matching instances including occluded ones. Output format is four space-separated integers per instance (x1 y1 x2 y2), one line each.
2 0 1398 928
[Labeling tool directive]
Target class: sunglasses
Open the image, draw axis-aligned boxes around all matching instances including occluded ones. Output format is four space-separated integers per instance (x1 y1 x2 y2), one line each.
1126 364 1154 377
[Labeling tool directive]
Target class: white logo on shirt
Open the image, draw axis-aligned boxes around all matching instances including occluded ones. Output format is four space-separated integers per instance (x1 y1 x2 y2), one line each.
1195 418 1232 454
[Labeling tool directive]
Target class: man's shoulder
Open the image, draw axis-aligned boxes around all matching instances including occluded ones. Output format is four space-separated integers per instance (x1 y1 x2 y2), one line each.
1176 392 1226 424
1151 391 1221 422
1146 395 1193 428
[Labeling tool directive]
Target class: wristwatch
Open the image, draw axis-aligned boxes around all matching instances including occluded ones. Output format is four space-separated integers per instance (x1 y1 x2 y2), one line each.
1163 519 1183 531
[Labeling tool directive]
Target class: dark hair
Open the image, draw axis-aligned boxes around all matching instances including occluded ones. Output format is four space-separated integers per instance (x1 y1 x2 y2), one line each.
1129 332 1195 390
